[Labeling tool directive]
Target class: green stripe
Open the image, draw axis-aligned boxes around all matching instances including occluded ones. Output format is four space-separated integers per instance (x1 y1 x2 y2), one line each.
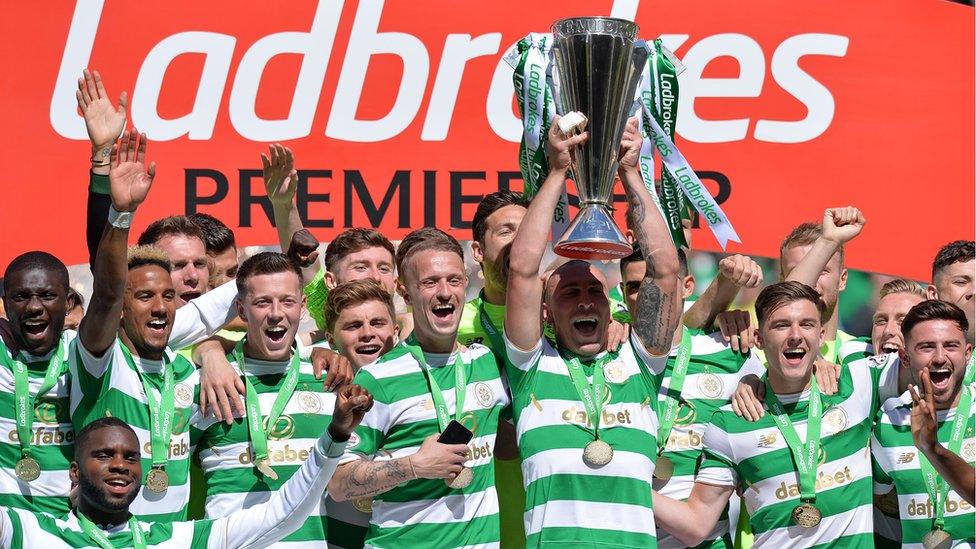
526 526 655 548
369 513 500 549
524 474 652 509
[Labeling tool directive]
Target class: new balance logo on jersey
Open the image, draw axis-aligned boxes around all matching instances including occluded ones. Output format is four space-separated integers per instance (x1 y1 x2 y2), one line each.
238 444 311 465
757 433 778 447
775 467 854 499
8 426 74 445
897 452 916 464
561 406 633 428
143 439 190 459
906 497 974 517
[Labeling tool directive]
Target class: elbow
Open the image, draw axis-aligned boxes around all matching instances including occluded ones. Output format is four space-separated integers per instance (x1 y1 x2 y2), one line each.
326 478 349 502
679 531 708 547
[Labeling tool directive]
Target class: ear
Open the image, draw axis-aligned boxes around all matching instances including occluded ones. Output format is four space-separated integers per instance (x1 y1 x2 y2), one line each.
471 240 484 264
66 291 80 312
818 325 826 350
837 267 848 292
325 271 337 290
681 275 695 300
754 328 764 350
69 461 80 487
396 278 410 306
625 229 636 244
926 284 939 300
236 297 246 322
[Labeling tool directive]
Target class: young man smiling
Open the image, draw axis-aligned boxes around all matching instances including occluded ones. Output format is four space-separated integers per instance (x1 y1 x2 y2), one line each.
329 227 511 548
323 279 398 372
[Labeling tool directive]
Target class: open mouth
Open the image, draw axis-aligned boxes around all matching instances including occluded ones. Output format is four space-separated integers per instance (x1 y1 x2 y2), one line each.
572 317 599 337
880 342 900 354
782 348 806 365
104 477 133 496
354 343 382 357
431 303 456 321
929 368 952 389
180 291 201 303
146 317 168 336
264 326 287 343
22 318 48 336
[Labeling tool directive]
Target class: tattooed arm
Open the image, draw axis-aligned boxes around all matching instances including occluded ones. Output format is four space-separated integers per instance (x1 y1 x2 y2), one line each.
617 118 681 356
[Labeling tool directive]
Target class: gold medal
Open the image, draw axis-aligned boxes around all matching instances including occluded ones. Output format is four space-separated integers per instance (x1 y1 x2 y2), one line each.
255 458 279 481
352 498 373 513
791 502 822 528
446 467 474 489
14 457 40 482
922 528 952 549
145 467 169 493
582 439 613 467
653 455 674 481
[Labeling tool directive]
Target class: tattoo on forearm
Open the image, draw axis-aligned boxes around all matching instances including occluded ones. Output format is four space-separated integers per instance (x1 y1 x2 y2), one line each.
634 280 677 352
340 457 412 499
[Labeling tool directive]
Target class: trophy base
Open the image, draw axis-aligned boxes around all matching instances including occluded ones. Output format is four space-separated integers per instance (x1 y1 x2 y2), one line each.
554 204 633 260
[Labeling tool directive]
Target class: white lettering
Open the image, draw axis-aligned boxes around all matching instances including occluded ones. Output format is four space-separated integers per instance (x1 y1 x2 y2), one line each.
421 33 501 141
50 0 104 140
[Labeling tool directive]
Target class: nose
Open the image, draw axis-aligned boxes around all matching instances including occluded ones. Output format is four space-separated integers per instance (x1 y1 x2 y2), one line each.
182 266 199 288
150 294 167 315
881 319 900 339
268 300 285 321
435 279 452 299
25 295 43 314
108 453 131 474
932 345 949 365
786 323 803 344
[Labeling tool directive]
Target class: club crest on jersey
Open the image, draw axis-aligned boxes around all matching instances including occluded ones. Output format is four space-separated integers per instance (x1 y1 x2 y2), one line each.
962 440 975 462
297 391 322 414
696 373 724 399
174 383 193 408
474 382 494 408
603 360 628 384
821 406 848 435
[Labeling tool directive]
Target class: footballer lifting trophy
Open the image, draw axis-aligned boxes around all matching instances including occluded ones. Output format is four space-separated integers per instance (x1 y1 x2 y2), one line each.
550 17 648 259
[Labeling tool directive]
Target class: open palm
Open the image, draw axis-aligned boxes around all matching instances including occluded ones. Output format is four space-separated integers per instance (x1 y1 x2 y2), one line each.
261 143 298 207
109 130 156 213
77 69 127 152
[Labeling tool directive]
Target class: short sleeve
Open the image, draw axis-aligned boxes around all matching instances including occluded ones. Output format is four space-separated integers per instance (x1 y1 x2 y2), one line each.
870 434 895 494
695 413 738 488
303 268 329 332
501 330 543 394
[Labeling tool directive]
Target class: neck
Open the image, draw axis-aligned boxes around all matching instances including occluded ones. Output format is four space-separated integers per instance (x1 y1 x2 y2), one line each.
78 501 129 528
767 365 813 395
936 384 964 412
482 283 506 306
119 330 163 361
823 306 839 341
413 329 457 354
243 336 293 362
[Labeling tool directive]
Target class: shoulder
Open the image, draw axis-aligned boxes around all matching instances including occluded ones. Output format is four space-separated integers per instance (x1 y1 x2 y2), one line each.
358 344 418 380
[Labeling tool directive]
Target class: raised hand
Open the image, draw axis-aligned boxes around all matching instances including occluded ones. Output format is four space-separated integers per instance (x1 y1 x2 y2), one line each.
76 69 127 161
288 229 320 268
328 384 374 441
261 144 298 207
109 130 156 213
909 369 939 454
822 206 866 244
546 115 588 175
617 116 642 172
717 255 763 289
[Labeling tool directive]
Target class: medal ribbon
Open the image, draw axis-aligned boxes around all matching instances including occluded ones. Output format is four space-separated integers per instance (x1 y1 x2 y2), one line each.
476 294 505 354
233 339 301 472
403 335 467 431
657 328 692 452
764 376 822 502
918 384 972 531
77 511 147 549
963 353 975 385
119 344 174 471
564 352 613 440
1 336 67 462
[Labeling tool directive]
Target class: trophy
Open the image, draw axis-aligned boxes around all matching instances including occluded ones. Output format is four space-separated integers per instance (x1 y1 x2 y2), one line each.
550 17 649 260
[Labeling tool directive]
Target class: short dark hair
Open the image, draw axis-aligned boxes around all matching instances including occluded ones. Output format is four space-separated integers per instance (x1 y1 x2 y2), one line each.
755 281 825 327
324 228 396 272
395 227 464 276
75 417 137 459
471 190 529 244
902 300 969 342
324 279 396 332
236 252 303 296
932 240 975 281
619 243 688 279
3 251 69 294
188 213 236 254
137 215 205 247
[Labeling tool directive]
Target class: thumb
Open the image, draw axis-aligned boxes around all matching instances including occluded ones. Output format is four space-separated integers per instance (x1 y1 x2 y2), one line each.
351 395 368 408
147 162 157 182
118 91 128 113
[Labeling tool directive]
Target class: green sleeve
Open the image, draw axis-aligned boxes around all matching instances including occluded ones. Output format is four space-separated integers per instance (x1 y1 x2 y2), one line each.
90 171 109 194
303 268 329 332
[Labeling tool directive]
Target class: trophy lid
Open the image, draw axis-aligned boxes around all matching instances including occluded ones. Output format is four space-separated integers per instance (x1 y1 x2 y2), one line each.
551 17 639 40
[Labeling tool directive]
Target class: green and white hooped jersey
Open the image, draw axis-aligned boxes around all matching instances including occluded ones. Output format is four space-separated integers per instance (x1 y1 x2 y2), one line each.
871 384 976 548
69 339 201 523
502 331 663 549
192 353 368 548
696 359 900 548
342 341 509 549
457 295 505 350
651 330 764 549
0 332 74 515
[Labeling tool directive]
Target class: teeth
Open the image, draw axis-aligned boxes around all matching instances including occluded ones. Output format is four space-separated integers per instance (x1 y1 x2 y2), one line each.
266 327 286 334
147 320 166 328
24 320 45 326
357 345 381 354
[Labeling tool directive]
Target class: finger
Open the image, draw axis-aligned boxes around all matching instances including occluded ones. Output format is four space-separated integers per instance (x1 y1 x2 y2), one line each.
136 132 148 164
200 385 210 418
729 333 740 354
909 384 922 405
77 77 91 106
127 128 138 162
313 355 324 379
216 388 234 426
110 142 119 167
731 393 743 417
118 131 130 162
76 89 88 110
118 91 128 115
232 379 246 416
147 162 157 182
745 393 764 422
323 362 338 393
565 132 589 147
284 147 294 170
83 69 97 103
205 386 221 420
306 250 320 266
93 70 107 99
261 153 271 172
271 144 280 167
921 369 936 415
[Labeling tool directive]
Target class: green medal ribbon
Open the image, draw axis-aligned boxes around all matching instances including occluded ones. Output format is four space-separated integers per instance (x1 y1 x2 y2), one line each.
563 351 613 440
649 39 687 248
963 353 975 385
764 376 823 502
233 339 301 474
918 385 972 531
119 345 174 471
76 511 147 549
404 335 467 431
657 328 692 452
1 337 67 462
476 295 505 354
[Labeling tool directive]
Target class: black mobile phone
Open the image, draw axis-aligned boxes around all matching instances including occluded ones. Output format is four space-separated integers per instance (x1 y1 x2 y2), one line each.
437 420 474 445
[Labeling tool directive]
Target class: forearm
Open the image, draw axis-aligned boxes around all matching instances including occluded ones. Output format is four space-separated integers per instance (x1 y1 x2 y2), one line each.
651 491 715 547
924 444 975 505
169 281 239 348
192 336 236 368
79 223 129 355
86 172 111 268
785 236 838 285
328 456 417 502
272 202 318 283
683 275 738 330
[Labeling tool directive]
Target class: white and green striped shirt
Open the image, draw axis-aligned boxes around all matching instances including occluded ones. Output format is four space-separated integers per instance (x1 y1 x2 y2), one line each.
871 384 976 548
697 359 899 548
503 332 664 548
69 340 200 523
651 330 764 549
0 434 347 548
192 353 368 548
0 332 74 516
342 341 509 549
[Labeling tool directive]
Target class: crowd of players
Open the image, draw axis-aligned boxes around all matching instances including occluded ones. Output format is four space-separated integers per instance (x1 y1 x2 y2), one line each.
0 69 972 548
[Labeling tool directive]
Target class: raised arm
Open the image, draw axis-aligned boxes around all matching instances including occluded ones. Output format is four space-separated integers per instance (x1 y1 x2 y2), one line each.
911 372 975 505
683 255 763 330
785 207 864 285
211 385 373 548
505 120 587 350
262 144 319 283
653 483 734 546
617 119 681 355
79 130 155 357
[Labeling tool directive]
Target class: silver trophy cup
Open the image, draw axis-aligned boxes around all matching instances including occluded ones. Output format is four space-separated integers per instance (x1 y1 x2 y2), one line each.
550 17 649 259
